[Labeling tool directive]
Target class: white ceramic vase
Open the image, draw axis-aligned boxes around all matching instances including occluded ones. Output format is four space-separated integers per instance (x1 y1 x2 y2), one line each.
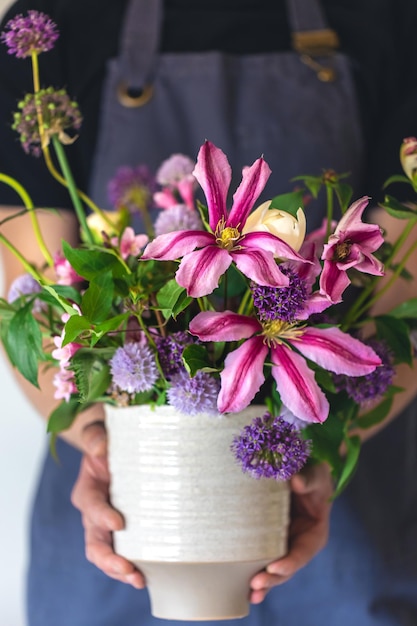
105 404 290 621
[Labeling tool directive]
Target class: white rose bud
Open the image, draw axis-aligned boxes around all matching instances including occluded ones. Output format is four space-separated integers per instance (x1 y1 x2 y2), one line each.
242 200 306 252
400 137 417 185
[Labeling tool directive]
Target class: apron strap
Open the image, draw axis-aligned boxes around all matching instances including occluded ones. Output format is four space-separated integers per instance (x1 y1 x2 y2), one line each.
118 0 162 89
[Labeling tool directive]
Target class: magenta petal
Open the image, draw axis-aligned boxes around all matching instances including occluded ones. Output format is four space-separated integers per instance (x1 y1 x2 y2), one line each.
297 292 332 320
232 248 290 287
227 157 271 227
218 337 268 413
189 311 261 341
242 231 309 262
141 230 214 260
176 246 232 297
292 327 382 376
192 141 230 232
319 260 350 303
271 344 329 424
335 196 370 232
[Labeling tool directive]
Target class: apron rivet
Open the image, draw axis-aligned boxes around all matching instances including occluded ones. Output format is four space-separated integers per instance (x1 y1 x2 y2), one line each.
117 82 154 108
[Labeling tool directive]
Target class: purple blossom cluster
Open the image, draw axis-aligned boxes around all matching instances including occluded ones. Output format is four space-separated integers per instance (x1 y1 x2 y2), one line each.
333 339 395 405
107 165 156 214
155 331 195 377
154 204 203 236
167 370 220 415
1 10 59 58
7 273 43 312
231 413 311 480
109 342 159 394
12 88 82 156
251 267 308 322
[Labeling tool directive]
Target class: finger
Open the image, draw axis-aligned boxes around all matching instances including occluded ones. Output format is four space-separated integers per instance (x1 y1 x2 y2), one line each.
80 421 108 458
84 525 145 589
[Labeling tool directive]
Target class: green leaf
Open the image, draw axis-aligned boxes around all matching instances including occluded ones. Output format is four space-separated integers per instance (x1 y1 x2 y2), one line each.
389 298 417 319
375 315 412 365
354 396 393 429
70 350 112 403
81 272 114 323
268 190 305 217
381 195 417 220
305 412 344 475
0 298 19 322
47 397 81 433
333 435 361 498
334 182 353 213
41 284 80 316
157 280 187 319
7 302 44 386
182 344 218 377
61 315 92 346
382 174 411 189
62 241 127 280
291 174 322 198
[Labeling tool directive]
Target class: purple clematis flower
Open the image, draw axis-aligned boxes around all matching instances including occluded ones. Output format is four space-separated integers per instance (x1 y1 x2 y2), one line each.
189 310 381 424
320 197 384 303
142 141 307 297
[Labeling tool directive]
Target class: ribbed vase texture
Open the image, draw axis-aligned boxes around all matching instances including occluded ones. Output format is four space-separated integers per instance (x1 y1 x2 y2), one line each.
105 404 290 620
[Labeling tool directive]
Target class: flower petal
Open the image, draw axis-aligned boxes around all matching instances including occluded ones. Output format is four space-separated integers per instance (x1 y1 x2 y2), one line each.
334 196 370 233
176 246 232 297
227 157 271 227
271 344 329 423
292 326 382 376
319 259 350 303
218 337 268 413
192 141 230 231
189 311 261 342
141 230 214 260
242 231 309 263
232 248 290 287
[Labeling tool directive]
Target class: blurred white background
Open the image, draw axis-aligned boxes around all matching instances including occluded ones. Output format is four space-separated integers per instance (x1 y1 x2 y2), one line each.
0 2 47 625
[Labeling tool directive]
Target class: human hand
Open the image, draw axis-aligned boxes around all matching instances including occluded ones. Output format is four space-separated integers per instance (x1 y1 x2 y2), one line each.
71 422 145 588
250 462 333 604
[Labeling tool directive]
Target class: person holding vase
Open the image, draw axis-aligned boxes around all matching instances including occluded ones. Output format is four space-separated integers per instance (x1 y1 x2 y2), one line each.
0 0 417 625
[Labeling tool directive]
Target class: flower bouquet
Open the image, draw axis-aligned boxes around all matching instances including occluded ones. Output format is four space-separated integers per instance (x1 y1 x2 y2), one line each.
1 11 417 621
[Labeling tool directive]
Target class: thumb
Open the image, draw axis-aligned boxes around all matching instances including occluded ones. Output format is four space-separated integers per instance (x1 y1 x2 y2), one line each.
80 421 107 457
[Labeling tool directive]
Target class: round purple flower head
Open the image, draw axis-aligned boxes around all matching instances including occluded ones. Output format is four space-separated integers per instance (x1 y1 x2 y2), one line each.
1 11 59 58
334 339 394 405
107 165 156 213
231 412 311 480
109 342 158 394
155 331 196 378
12 88 82 156
167 370 220 415
251 266 308 322
156 154 195 186
7 273 44 313
154 204 203 236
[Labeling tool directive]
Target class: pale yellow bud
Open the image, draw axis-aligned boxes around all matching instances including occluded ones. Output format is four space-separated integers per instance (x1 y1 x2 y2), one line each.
242 201 306 252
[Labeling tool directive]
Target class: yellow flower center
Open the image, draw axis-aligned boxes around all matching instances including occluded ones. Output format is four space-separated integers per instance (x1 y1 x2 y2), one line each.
262 319 305 347
215 221 242 251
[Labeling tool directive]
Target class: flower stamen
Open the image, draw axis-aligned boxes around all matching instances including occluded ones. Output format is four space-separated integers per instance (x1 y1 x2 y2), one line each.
261 319 305 347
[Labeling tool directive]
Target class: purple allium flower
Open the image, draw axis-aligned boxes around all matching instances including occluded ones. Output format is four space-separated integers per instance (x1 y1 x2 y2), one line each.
1 10 59 58
251 266 308 322
156 154 195 186
155 331 196 378
231 413 311 480
107 165 156 214
109 342 159 394
333 339 394 405
12 88 82 156
167 370 220 415
154 204 203 236
7 273 44 312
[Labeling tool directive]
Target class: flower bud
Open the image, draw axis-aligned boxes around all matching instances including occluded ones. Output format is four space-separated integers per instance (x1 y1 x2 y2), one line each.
84 207 130 243
242 200 306 251
400 137 417 185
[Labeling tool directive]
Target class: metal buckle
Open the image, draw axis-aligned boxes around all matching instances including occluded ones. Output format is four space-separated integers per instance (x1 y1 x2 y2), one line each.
117 82 154 108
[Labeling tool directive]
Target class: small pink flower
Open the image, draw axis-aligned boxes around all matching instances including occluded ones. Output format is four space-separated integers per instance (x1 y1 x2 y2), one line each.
111 226 148 260
52 335 82 368
320 197 384 303
53 368 77 402
54 250 84 286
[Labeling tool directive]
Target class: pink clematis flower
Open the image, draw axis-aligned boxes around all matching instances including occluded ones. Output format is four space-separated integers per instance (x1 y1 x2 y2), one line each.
320 197 384 304
142 141 307 297
189 311 381 424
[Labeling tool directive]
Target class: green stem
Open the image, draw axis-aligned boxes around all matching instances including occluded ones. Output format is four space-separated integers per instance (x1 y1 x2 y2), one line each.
237 287 253 316
0 173 54 266
326 184 334 239
51 136 94 243
0 233 44 282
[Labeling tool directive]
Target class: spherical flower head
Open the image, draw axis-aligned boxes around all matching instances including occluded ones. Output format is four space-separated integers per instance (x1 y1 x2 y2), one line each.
7 272 44 312
251 266 308 322
167 370 220 415
107 165 156 214
333 339 394 405
155 331 196 378
12 88 82 156
154 204 203 236
109 341 159 394
231 413 311 480
1 10 59 58
156 154 196 186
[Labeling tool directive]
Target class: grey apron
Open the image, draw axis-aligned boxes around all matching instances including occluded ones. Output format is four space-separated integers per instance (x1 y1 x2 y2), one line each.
27 1 417 625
